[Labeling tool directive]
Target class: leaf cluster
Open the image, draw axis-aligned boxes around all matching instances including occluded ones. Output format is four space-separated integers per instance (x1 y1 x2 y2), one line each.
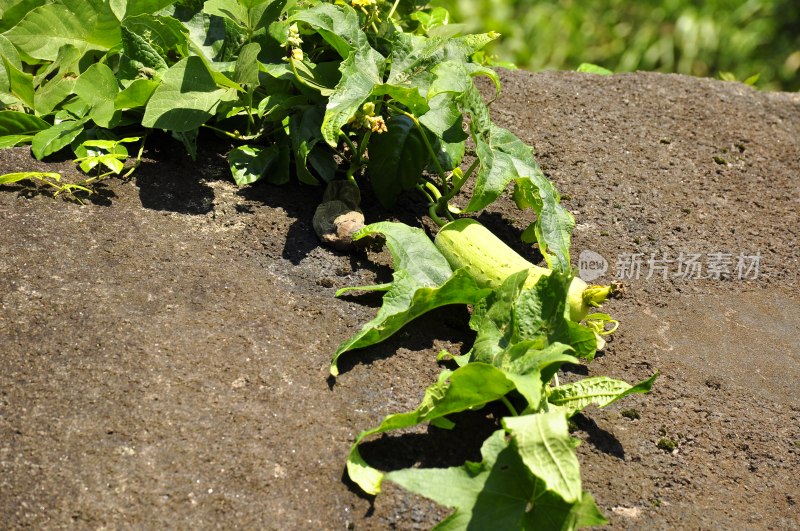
0 0 574 268
333 222 657 529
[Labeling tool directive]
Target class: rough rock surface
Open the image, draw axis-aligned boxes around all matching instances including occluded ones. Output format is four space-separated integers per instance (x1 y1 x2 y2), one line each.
1 70 798 529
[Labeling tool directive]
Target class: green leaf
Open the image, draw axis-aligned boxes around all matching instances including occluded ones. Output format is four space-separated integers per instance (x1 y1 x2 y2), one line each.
1 54 34 109
469 271 598 365
320 44 385 146
410 6 450 34
203 0 247 28
31 118 88 159
123 14 190 59
227 143 281 186
0 134 33 148
0 34 20 93
465 86 574 269
4 0 121 61
110 0 178 20
386 32 499 94
386 423 605 530
0 111 49 136
31 45 82 115
576 63 613 75
289 105 328 185
548 373 659 417
119 25 170 80
233 42 261 87
166 2 244 63
366 115 430 208
142 56 238 131
330 222 490 375
503 412 581 503
114 78 159 109
349 365 518 494
291 3 369 59
0 0 49 32
74 63 119 128
0 171 61 185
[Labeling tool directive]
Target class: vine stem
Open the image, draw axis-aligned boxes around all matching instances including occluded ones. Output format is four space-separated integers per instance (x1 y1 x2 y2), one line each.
385 104 448 189
388 0 401 19
500 396 519 417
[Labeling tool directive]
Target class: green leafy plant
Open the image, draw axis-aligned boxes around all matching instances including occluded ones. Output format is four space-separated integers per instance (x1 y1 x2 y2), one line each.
0 1 656 528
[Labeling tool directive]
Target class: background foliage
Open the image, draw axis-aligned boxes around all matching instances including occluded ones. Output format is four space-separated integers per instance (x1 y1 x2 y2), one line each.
433 0 800 91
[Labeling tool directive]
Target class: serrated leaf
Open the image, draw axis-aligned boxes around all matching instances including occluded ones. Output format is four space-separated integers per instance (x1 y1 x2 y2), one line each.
227 143 281 186
4 0 121 61
348 365 518 494
31 118 88 159
367 115 430 208
330 222 490 375
143 56 237 131
469 271 598 365
503 412 581 504
548 373 659 417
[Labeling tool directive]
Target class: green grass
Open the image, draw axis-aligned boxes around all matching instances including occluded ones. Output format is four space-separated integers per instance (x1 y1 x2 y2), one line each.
433 0 800 91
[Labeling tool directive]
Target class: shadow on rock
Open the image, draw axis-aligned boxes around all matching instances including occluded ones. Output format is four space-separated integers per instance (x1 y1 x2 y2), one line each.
330 304 474 379
572 412 625 459
354 405 506 475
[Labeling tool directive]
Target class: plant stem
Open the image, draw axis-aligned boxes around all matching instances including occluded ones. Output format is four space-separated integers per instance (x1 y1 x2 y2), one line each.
500 396 519 417
386 104 448 190
388 0 401 19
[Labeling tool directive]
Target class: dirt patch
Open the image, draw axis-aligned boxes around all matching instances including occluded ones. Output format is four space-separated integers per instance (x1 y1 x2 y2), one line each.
1 70 798 529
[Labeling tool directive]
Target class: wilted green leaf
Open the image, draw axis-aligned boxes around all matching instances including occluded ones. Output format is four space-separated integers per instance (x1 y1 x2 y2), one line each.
386 421 607 530
503 412 581 503
469 271 598 363
331 222 490 375
548 373 659 417
461 81 574 270
348 365 518 494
